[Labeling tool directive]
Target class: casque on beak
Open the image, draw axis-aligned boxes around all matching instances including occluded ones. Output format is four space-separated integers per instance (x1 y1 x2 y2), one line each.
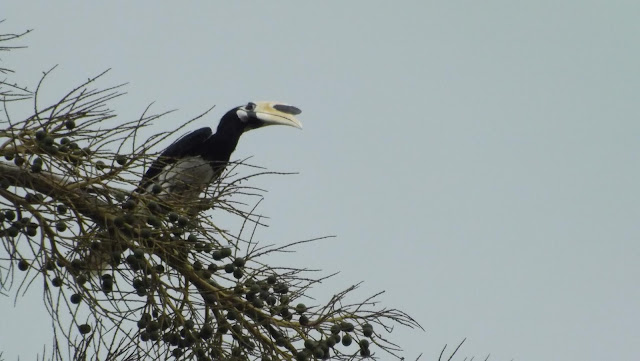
252 101 303 129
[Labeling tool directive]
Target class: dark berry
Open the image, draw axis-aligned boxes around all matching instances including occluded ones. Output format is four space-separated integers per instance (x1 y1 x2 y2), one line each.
115 155 127 165
363 323 374 337
78 324 91 334
177 216 188 227
295 303 307 314
70 293 82 304
233 257 246 267
340 321 355 332
122 199 136 210
17 259 29 271
5 210 15 221
14 156 24 166
76 275 87 285
55 221 67 232
220 247 232 258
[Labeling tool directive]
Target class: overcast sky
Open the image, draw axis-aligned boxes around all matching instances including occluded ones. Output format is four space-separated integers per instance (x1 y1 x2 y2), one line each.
2 2 639 360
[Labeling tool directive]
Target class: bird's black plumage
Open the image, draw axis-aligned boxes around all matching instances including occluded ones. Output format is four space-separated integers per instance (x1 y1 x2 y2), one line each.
135 102 302 203
138 110 244 196
84 102 300 272
140 127 213 185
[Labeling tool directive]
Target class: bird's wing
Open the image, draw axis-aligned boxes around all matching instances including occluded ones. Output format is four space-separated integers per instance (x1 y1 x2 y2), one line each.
138 127 213 192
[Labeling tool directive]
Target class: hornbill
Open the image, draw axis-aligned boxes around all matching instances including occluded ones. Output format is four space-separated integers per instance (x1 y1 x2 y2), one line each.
82 101 301 272
136 101 302 205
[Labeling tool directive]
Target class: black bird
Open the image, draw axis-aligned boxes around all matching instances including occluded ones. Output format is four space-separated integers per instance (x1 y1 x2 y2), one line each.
82 101 301 272
136 101 302 206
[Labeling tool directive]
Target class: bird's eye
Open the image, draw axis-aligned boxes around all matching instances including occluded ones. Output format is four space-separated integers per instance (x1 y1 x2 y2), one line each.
246 102 256 111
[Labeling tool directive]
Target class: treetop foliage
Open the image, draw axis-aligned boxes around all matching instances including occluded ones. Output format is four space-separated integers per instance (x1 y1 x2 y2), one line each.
0 25 429 361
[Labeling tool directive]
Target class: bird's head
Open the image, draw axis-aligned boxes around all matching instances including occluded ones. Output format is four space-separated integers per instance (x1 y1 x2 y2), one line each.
218 101 303 134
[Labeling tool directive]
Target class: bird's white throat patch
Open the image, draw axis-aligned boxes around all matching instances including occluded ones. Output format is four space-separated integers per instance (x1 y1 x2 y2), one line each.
236 109 249 123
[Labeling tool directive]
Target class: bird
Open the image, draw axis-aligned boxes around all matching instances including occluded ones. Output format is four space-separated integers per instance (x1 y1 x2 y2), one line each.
80 101 302 273
135 101 302 207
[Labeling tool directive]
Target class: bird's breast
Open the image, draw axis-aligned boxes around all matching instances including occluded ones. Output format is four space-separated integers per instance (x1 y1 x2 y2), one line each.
148 156 219 197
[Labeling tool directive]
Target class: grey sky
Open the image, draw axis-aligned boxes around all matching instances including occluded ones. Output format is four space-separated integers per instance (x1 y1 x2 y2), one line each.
1 1 639 360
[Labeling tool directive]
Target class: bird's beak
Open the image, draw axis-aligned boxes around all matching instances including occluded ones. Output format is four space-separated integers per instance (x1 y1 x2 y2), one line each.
253 102 303 129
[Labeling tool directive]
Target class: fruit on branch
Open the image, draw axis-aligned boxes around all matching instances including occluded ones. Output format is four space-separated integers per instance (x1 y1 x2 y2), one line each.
70 293 82 304
363 322 374 337
341 333 352 346
17 259 29 271
78 324 91 334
